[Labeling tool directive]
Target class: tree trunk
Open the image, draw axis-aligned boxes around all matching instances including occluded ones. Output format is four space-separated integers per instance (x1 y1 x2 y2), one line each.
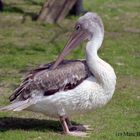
37 0 77 23
0 0 3 11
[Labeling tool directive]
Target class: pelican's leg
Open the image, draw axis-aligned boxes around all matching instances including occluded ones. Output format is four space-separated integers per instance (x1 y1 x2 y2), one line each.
65 117 91 132
60 116 69 134
65 117 72 128
59 116 88 137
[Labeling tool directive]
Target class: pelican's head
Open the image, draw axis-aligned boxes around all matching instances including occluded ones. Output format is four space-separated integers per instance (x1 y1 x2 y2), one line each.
52 12 104 69
77 12 104 40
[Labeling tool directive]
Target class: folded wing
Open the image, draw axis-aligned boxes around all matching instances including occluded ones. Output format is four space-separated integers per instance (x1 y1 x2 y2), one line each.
9 60 91 102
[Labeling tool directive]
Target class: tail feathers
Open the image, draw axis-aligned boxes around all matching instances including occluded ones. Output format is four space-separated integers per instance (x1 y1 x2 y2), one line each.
0 99 35 112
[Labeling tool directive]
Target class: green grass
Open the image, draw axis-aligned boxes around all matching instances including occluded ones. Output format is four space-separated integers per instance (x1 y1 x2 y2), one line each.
0 0 140 140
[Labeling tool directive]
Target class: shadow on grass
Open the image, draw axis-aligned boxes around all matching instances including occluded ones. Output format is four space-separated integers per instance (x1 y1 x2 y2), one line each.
3 4 38 21
0 117 62 132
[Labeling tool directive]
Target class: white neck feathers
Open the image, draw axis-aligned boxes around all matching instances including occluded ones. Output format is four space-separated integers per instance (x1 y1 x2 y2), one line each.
86 30 116 90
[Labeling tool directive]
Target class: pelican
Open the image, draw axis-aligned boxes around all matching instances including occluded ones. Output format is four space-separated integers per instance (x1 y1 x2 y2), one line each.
0 12 116 137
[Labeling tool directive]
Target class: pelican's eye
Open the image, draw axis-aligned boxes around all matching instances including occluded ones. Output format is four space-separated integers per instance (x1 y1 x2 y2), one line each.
75 24 81 31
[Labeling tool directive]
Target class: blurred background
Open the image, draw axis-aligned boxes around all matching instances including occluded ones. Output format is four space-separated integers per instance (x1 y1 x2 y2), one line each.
0 0 139 140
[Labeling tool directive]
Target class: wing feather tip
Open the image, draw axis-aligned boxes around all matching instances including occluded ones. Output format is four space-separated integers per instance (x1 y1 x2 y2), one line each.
0 100 31 112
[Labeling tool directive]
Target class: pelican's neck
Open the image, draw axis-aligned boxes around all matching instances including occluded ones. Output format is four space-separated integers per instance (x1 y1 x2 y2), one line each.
86 30 104 66
86 31 116 89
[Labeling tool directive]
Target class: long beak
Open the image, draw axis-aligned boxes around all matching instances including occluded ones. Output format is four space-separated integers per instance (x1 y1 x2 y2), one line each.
52 30 88 69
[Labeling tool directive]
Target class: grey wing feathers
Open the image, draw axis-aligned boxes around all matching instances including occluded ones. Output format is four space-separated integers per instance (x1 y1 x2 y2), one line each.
9 60 91 102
